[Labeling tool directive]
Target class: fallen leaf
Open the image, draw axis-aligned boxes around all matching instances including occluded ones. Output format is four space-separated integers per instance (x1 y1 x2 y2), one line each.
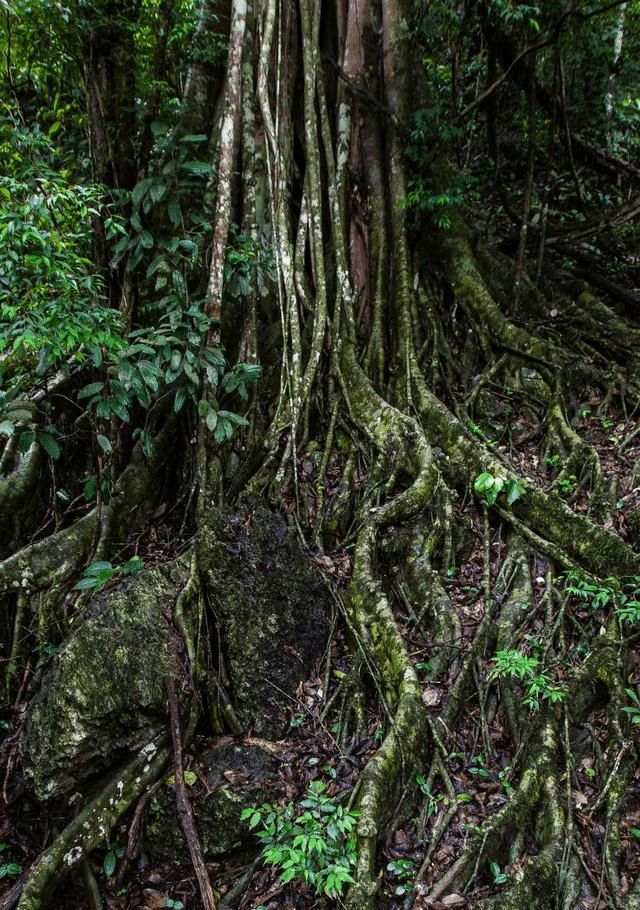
143 888 168 909
422 687 441 707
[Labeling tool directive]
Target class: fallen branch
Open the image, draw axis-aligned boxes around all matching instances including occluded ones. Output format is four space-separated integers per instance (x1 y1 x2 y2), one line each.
165 675 217 910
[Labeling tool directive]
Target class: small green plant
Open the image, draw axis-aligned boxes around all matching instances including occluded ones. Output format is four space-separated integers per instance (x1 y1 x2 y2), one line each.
564 573 640 625
416 775 441 816
557 474 577 494
0 844 21 879
474 472 524 507
164 899 184 910
102 844 124 877
489 650 564 711
73 555 144 593
387 858 415 896
489 860 509 885
166 770 197 787
33 642 58 658
546 454 561 469
622 688 640 725
614 579 640 624
564 573 616 611
468 755 491 779
498 767 512 793
240 780 360 899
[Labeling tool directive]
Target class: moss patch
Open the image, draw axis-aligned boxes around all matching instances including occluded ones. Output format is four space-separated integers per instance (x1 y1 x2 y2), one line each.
20 559 188 799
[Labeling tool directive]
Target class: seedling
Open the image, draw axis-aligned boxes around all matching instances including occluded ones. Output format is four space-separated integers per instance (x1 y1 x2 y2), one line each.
73 555 144 592
565 573 640 625
468 755 491 779
102 844 124 877
557 475 577 494
474 472 524 507
387 858 415 896
0 844 21 879
416 775 441 816
489 860 509 884
622 688 640 725
498 767 512 793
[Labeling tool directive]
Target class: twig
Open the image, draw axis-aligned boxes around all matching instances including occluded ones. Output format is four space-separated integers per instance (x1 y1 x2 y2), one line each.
165 675 217 910
114 776 165 890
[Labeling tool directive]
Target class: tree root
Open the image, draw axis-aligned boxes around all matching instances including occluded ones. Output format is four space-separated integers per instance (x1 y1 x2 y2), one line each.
16 738 170 910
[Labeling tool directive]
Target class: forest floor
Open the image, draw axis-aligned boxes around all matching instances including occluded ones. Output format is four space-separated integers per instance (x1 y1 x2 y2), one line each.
2 393 640 910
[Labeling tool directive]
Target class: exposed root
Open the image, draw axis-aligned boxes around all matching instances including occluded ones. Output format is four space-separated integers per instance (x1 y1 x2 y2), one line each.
16 738 170 910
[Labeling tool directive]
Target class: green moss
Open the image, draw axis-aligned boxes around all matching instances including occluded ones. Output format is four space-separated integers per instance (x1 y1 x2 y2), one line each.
20 560 188 799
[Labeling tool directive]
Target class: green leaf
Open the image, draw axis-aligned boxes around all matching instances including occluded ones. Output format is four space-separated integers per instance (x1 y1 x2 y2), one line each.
132 178 154 207
139 230 154 249
103 850 117 877
474 472 494 492
506 479 524 504
123 556 143 575
180 160 213 176
96 434 112 454
0 420 15 436
174 385 189 413
73 576 101 591
137 360 160 392
167 201 182 227
86 561 115 575
38 432 61 460
78 382 105 400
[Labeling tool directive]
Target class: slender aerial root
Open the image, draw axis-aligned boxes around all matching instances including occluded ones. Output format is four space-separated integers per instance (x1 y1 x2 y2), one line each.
16 739 170 910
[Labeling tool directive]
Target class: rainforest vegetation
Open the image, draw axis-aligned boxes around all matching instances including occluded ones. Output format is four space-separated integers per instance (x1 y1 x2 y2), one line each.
2 1 640 909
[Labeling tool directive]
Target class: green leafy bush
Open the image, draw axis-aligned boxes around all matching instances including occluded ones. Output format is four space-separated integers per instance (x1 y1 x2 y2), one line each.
240 780 360 899
564 573 640 624
489 649 564 711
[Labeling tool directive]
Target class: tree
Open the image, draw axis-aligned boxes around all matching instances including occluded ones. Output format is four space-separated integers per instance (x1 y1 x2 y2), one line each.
2 1 640 908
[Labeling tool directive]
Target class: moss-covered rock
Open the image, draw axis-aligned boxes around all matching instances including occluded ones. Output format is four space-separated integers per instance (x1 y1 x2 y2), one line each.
20 559 189 800
197 495 330 736
143 741 279 862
